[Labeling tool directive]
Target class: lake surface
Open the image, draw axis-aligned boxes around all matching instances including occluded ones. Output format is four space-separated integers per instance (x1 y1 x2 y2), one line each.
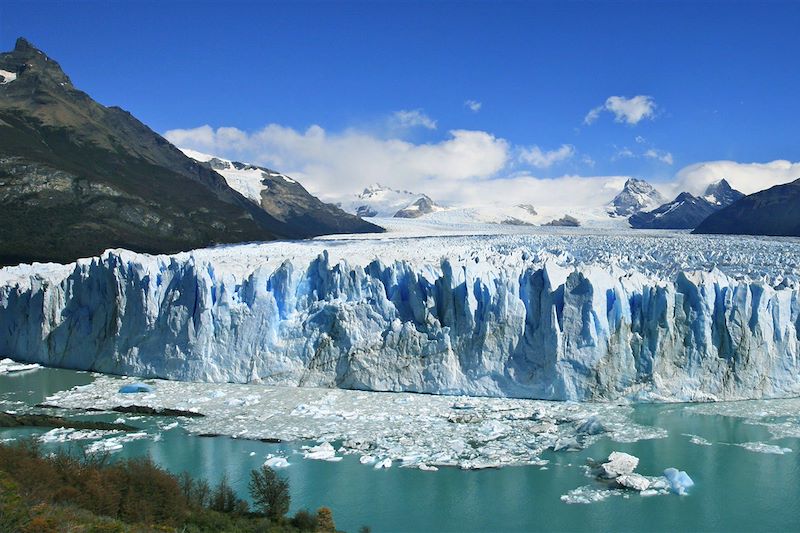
2 367 799 532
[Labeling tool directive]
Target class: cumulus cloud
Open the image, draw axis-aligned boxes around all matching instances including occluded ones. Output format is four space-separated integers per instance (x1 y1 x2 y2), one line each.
164 124 509 197
389 109 437 130
464 99 482 112
519 144 575 168
165 120 798 212
585 95 657 125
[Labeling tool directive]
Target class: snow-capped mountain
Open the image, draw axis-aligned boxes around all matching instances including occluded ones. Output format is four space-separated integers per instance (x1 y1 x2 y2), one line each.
629 180 745 230
701 178 745 207
341 184 442 218
0 37 381 266
181 149 382 236
608 178 667 217
695 178 800 236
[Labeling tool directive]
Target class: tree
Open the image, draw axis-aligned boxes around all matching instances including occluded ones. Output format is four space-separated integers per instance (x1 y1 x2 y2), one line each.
315 507 335 532
248 465 290 520
210 475 241 514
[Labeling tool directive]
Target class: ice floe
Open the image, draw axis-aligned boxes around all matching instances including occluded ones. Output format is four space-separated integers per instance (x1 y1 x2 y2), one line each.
0 358 40 374
734 442 792 455
563 452 689 504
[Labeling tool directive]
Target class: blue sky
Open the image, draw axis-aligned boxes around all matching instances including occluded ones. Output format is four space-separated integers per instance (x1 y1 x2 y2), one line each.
3 1 800 204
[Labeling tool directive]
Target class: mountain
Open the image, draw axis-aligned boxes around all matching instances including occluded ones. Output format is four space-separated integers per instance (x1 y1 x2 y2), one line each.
342 184 441 218
394 196 438 218
629 180 745 230
607 178 667 217
693 178 800 236
181 149 382 236
701 178 745 207
0 38 379 266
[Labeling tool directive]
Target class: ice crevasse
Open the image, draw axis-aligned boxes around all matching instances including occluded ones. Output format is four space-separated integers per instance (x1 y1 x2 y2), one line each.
1 243 800 402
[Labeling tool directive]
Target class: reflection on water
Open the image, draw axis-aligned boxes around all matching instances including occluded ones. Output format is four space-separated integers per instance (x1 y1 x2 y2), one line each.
1 368 799 532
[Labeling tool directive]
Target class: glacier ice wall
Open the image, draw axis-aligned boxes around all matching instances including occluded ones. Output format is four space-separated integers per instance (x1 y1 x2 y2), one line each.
2 243 800 402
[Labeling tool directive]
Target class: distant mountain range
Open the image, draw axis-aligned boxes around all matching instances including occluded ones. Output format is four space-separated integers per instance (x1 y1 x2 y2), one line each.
694 178 800 236
0 38 379 266
181 149 381 237
339 184 442 219
629 179 745 230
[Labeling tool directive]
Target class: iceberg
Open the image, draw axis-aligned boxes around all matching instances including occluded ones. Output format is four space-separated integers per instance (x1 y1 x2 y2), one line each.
119 382 154 394
3 230 800 401
663 468 694 495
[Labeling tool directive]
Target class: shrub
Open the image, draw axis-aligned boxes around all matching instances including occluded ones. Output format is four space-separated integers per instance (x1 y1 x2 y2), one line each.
315 507 335 532
0 470 29 532
290 508 317 531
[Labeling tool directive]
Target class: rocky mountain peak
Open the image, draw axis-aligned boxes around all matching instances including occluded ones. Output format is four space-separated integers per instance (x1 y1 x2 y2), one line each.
702 178 744 206
608 177 667 217
1 37 73 89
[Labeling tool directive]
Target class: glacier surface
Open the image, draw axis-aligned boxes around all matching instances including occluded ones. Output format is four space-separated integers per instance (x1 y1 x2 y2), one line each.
3 228 800 401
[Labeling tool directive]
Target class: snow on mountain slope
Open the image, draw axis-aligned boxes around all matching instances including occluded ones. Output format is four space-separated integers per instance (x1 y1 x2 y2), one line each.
179 148 382 236
180 148 293 204
417 204 630 229
3 229 800 402
339 183 442 218
0 69 16 84
608 178 667 217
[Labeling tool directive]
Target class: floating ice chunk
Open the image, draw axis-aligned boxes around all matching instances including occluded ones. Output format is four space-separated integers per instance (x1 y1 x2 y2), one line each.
576 415 606 435
119 382 153 393
640 489 659 497
561 485 619 504
683 434 712 446
264 456 291 468
303 442 341 461
0 358 40 374
360 455 376 464
735 442 792 455
418 464 438 471
663 468 694 495
553 437 581 452
374 458 392 469
616 473 650 491
597 452 639 479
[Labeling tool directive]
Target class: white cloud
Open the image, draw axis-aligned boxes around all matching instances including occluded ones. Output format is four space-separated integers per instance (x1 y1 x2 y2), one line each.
464 99 482 112
584 95 657 125
635 135 646 144
644 149 674 165
672 160 800 197
519 144 575 168
389 109 437 130
612 147 635 160
164 124 509 198
165 122 799 213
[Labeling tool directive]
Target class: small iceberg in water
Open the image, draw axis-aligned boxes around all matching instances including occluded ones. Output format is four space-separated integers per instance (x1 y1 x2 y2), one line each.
118 382 154 394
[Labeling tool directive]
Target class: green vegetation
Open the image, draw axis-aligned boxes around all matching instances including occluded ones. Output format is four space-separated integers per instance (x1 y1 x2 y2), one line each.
0 439 355 532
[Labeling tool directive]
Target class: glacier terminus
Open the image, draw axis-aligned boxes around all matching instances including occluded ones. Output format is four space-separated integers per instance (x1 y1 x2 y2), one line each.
2 225 800 403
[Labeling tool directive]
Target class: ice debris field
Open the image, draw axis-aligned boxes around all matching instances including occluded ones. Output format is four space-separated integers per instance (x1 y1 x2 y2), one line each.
44 374 666 471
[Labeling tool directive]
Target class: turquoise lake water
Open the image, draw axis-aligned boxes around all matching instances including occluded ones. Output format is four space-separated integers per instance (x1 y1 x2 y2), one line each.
2 368 799 532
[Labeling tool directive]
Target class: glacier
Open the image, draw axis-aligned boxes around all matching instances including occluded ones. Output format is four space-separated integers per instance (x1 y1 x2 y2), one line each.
2 228 800 402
